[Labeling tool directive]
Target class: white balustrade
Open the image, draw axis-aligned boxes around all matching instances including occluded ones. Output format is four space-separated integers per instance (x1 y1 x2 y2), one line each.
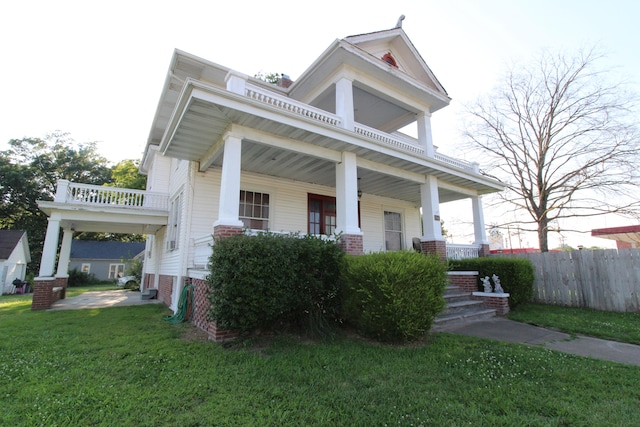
354 124 423 154
434 153 475 171
62 182 168 211
447 244 480 260
245 83 342 126
244 83 476 172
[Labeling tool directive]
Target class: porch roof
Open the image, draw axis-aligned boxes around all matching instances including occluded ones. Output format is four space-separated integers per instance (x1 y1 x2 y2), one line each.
152 78 502 204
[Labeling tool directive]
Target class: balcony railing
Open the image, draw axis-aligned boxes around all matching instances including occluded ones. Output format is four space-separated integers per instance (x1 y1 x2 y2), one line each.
446 244 480 260
54 180 169 211
245 83 342 126
244 83 476 172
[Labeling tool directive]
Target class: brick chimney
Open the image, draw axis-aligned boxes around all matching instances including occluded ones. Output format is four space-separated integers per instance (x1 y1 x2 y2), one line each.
278 73 293 88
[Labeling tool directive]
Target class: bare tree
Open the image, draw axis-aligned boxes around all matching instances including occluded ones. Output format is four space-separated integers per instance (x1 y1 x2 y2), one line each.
464 48 640 252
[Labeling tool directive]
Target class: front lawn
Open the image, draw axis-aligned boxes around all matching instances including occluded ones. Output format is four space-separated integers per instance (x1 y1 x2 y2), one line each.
1 295 639 426
508 303 640 345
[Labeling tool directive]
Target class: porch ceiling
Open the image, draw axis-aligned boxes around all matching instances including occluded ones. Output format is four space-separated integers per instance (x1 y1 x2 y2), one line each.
160 83 501 204
38 202 167 235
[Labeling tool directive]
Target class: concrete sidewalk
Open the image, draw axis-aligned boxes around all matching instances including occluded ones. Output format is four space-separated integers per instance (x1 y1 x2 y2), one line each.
47 289 162 311
439 317 640 367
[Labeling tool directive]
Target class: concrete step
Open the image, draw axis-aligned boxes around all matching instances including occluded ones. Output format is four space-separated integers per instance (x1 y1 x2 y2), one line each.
141 289 158 300
432 307 497 331
443 285 464 295
441 299 486 315
444 291 474 304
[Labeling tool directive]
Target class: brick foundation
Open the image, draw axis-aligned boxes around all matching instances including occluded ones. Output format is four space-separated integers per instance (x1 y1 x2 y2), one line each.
143 273 156 291
472 292 511 315
191 277 238 342
420 239 447 261
478 244 491 258
158 275 174 306
213 225 243 239
31 276 68 310
339 233 363 255
448 271 479 293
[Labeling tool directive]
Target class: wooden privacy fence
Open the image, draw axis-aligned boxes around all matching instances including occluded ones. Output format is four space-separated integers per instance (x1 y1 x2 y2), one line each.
509 249 640 312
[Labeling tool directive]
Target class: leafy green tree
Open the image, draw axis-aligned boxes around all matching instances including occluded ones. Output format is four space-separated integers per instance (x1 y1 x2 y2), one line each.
110 159 146 190
254 71 281 85
1 132 113 274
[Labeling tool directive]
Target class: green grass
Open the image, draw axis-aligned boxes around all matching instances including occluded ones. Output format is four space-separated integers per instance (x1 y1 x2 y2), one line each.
1 295 639 426
508 303 640 345
65 283 121 297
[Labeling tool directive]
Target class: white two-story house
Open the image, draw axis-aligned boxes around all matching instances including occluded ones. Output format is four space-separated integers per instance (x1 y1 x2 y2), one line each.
34 22 502 338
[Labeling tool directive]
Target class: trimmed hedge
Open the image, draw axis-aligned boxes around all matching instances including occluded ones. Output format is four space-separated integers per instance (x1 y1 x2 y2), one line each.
206 233 343 335
449 257 534 308
342 251 448 343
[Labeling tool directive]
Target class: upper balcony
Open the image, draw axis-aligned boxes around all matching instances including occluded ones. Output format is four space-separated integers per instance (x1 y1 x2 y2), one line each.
37 181 168 235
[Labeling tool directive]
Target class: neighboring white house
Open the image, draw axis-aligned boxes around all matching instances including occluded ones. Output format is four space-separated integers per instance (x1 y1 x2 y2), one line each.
0 230 31 294
34 22 503 335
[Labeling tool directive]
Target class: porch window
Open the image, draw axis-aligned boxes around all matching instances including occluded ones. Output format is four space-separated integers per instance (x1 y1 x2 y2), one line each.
384 211 403 251
167 193 182 250
109 263 125 279
239 190 269 230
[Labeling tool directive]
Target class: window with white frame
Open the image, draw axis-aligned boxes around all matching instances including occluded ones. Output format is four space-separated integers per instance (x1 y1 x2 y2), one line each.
239 190 269 230
167 193 182 250
109 263 125 279
81 263 91 274
384 211 404 251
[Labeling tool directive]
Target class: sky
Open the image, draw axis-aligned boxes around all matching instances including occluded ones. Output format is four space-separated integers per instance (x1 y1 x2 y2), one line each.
1 0 639 249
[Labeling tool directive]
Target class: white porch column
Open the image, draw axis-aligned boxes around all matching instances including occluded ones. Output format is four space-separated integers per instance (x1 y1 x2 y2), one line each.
472 196 489 246
39 217 61 277
335 151 361 235
55 228 74 277
417 112 435 157
213 133 244 228
335 77 354 131
421 175 443 241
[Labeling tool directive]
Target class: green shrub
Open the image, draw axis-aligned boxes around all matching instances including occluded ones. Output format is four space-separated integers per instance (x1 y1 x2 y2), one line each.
449 257 534 308
342 251 448 343
68 268 93 287
206 233 344 336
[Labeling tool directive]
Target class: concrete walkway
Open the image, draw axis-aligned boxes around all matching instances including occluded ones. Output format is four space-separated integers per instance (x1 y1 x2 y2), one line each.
48 289 162 311
439 317 640 367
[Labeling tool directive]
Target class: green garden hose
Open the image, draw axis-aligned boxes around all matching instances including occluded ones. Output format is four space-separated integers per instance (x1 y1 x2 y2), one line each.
164 282 194 324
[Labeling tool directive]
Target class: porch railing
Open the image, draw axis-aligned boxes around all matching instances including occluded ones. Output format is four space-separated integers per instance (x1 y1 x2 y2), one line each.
54 180 169 211
446 244 480 260
244 83 477 172
245 83 342 126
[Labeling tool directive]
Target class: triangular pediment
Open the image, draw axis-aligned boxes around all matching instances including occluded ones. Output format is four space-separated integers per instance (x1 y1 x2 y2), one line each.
343 27 447 96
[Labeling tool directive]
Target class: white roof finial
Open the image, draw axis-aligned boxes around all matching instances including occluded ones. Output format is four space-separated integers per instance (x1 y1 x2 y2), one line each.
396 15 405 28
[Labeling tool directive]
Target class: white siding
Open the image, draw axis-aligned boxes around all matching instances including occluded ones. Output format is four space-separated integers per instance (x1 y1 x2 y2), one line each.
146 151 171 194
153 164 425 281
158 158 191 276
190 170 422 253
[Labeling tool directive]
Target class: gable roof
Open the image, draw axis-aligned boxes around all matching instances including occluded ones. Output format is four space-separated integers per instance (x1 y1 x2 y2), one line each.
342 27 448 97
70 240 146 260
0 230 27 260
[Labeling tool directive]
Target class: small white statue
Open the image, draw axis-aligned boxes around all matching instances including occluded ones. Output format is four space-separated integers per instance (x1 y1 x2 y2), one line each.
481 276 492 293
492 274 504 293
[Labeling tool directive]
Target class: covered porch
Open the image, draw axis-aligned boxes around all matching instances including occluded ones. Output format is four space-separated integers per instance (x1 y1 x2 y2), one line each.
32 181 168 309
